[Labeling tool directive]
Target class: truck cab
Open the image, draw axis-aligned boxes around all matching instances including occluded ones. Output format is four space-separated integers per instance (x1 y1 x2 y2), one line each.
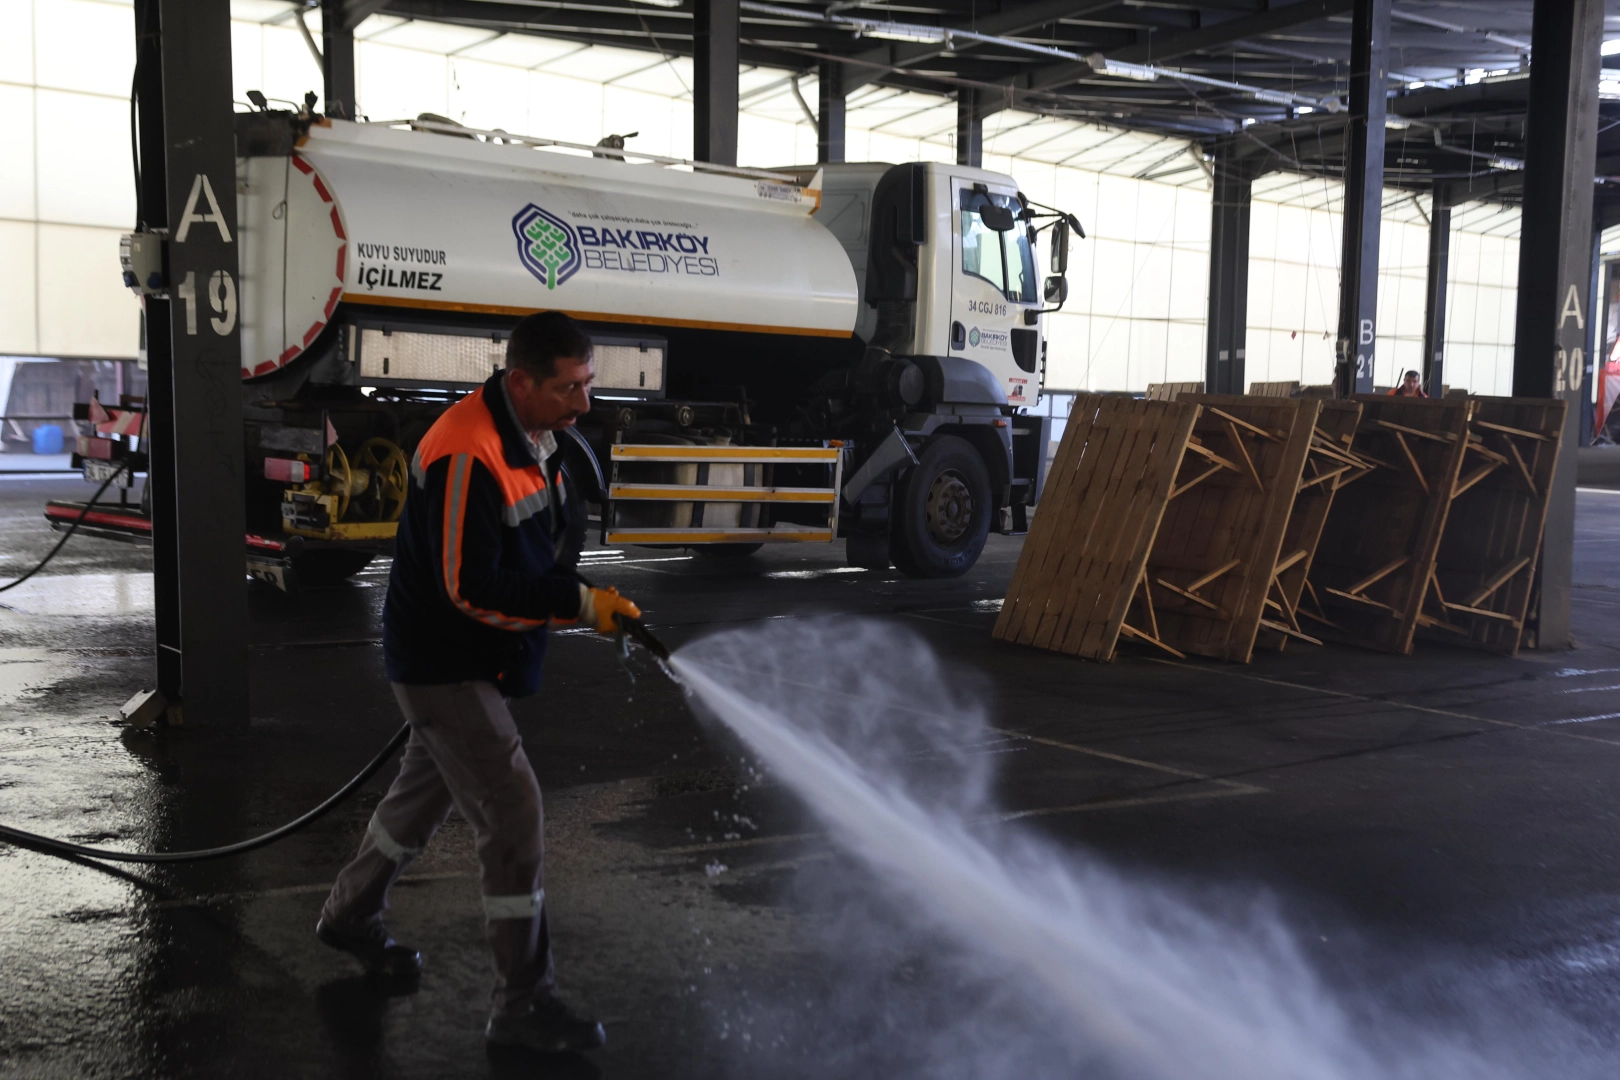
799 160 1066 575
815 162 1045 407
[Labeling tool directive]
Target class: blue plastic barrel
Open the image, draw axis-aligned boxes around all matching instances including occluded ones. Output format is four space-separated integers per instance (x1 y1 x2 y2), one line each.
32 424 63 455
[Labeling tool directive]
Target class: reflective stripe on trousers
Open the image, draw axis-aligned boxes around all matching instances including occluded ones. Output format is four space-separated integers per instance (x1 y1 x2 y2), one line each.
321 680 553 1007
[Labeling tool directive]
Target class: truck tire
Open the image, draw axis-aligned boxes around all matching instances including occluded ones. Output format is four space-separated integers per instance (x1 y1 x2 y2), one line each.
292 549 375 586
890 435 991 578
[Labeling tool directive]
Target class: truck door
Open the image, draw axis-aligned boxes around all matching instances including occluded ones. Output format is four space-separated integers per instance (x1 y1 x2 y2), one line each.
949 180 1040 408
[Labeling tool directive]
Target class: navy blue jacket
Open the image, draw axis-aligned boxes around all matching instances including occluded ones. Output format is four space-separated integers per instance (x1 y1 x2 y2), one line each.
383 372 584 697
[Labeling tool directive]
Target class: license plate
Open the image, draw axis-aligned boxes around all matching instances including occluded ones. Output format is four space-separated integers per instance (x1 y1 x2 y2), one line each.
83 459 126 485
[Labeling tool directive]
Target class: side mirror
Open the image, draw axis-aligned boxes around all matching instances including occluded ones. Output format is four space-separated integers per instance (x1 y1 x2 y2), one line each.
1044 276 1068 305
979 204 1016 232
1050 220 1069 275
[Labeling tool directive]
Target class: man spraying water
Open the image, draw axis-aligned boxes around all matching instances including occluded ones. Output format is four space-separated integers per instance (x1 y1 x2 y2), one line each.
316 311 640 1054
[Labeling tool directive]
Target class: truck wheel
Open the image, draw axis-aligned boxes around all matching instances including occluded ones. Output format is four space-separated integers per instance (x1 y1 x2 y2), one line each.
891 435 991 578
292 550 375 586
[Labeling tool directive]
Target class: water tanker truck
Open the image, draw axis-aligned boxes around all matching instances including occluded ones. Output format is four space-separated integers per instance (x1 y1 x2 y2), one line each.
59 104 1078 586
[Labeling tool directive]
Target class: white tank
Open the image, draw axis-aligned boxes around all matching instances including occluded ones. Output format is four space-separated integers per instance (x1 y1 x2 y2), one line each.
235 119 860 380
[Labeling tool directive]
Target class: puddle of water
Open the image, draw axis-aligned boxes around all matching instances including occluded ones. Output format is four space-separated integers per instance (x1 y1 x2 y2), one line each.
0 648 75 709
0 573 154 616
765 567 868 581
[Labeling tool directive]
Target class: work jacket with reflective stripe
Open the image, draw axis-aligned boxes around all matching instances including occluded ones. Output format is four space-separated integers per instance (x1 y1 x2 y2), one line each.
383 371 583 697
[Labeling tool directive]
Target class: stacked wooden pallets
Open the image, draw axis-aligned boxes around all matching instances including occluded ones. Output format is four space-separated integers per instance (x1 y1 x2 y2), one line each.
994 395 1369 663
993 396 1198 661
997 392 1566 664
1247 381 1301 398
1145 381 1204 401
1248 399 1372 653
1418 397 1566 653
1146 395 1332 661
1304 396 1476 653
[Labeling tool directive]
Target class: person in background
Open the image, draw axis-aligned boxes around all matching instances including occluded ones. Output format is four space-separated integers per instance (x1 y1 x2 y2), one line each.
1389 370 1428 397
315 311 639 1055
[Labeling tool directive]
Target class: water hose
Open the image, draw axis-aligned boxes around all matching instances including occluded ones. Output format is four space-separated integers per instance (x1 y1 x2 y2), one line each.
1 460 129 593
0 534 666 864
0 723 410 863
0 462 410 864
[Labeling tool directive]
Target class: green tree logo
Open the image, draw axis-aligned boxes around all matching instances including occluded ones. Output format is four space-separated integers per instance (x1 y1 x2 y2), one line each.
512 205 582 289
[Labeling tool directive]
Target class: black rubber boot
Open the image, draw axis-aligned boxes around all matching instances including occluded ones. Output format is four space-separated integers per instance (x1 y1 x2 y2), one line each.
315 917 423 982
486 994 606 1053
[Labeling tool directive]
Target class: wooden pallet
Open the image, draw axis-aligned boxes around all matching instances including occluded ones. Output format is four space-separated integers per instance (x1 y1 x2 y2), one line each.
1253 400 1370 653
1416 397 1567 653
1139 395 1330 661
1304 396 1476 653
994 396 1199 661
1248 381 1300 398
1145 381 1204 401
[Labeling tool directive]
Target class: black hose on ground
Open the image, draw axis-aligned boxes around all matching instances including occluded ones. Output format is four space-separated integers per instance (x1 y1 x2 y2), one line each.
0 722 410 863
0 461 129 593
0 464 412 864
0 522 659 865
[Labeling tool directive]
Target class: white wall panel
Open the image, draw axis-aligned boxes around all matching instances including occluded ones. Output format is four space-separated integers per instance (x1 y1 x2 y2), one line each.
0 85 36 221
1130 243 1173 321
261 23 324 107
33 0 131 98
0 0 35 85
35 89 134 228
1041 312 1084 388
604 84 686 159
1168 245 1206 320
359 41 449 120
37 223 137 357
230 20 265 102
1128 318 1169 386
447 58 530 132
0 222 39 355
1165 322 1205 382
737 112 805 170
528 72 605 146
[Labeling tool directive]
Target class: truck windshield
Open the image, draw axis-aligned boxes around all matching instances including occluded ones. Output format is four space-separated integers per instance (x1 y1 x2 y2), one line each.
960 189 1034 303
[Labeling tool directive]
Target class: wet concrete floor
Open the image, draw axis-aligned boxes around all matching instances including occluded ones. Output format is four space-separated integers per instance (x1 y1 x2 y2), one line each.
1 474 1619 1078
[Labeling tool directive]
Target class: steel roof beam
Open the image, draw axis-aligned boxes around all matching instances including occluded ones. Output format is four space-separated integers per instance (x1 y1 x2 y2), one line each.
1006 0 1354 93
1111 0 1356 63
838 0 1123 96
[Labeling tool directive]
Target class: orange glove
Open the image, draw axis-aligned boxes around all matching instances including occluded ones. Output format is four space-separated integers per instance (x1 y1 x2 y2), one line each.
580 585 641 634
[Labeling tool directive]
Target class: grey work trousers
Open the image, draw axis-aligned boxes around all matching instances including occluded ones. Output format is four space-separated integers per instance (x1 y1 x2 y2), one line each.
321 681 553 1010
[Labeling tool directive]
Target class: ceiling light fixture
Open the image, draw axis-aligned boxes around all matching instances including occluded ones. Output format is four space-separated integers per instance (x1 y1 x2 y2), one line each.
861 25 947 45
1086 54 1158 82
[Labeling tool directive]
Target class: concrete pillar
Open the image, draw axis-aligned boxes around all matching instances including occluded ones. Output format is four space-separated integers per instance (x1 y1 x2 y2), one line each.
1511 0 1605 648
817 60 845 164
693 0 739 166
1421 184 1451 396
133 0 248 724
1205 147 1252 396
1335 0 1391 397
321 0 356 119
956 90 982 168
